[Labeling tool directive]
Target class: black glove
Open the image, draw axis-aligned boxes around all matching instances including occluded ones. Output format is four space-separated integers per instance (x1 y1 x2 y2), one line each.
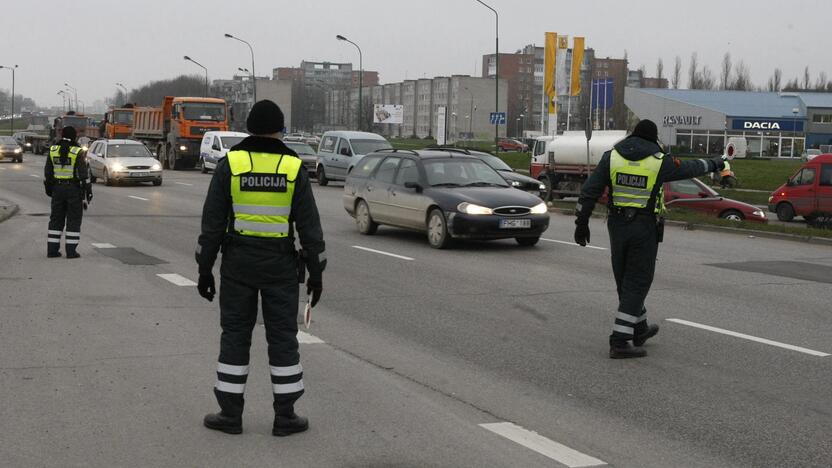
197 273 216 302
710 156 726 172
44 184 53 197
307 277 322 307
86 189 93 203
574 218 591 246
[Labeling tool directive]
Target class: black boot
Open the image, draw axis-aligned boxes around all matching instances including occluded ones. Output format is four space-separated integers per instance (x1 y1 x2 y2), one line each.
47 251 62 258
609 341 647 359
203 412 242 435
66 245 80 259
633 324 660 347
273 412 309 437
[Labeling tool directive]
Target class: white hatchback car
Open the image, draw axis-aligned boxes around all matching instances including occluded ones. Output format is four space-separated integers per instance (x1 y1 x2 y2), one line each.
87 139 163 186
199 131 249 173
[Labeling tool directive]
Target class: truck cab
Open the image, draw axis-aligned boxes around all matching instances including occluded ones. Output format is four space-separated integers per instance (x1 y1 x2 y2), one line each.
768 154 832 223
105 106 135 139
166 97 228 169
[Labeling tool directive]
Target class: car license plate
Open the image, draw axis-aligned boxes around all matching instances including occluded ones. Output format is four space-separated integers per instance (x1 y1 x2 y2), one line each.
132 172 148 177
499 218 531 229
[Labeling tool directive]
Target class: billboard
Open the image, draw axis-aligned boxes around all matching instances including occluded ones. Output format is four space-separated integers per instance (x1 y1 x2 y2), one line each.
373 104 404 124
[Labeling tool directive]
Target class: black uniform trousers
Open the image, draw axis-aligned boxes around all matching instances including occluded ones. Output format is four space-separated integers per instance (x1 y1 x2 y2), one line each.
607 213 659 344
47 183 83 256
213 267 303 418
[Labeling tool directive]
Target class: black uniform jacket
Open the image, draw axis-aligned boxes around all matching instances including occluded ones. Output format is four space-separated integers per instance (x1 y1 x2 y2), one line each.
576 136 718 220
196 136 326 287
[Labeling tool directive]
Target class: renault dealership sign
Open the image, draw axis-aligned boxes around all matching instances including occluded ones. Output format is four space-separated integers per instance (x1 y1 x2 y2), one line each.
662 115 703 127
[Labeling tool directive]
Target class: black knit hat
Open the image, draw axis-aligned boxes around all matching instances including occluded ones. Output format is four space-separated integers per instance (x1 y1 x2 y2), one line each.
631 119 658 143
246 100 285 135
61 125 77 141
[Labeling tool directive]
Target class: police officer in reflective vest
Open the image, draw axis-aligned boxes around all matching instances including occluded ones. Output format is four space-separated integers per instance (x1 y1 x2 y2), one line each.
574 120 725 358
196 100 325 436
720 159 733 188
44 126 91 258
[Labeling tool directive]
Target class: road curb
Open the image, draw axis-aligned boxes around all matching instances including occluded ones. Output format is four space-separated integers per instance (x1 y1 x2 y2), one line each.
548 208 832 246
0 201 19 224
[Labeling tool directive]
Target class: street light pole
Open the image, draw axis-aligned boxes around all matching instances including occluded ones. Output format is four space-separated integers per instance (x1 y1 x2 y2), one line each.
474 0 499 151
337 34 363 131
225 34 257 103
64 82 78 111
0 65 17 135
115 82 129 102
183 56 208 97
57 90 67 112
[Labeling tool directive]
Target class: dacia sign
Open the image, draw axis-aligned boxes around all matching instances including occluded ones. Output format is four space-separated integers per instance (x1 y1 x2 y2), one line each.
731 119 803 132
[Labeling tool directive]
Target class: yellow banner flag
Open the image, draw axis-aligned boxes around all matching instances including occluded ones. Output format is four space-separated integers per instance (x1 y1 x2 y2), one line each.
570 37 585 97
544 32 557 114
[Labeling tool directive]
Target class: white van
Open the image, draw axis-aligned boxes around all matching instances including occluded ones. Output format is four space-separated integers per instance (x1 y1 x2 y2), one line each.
316 131 391 185
199 131 249 173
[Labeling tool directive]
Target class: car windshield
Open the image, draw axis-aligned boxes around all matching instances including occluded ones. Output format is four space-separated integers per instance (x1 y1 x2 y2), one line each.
108 144 151 158
286 142 316 155
476 154 513 171
220 136 245 149
1 136 17 145
182 103 225 122
350 139 392 155
424 159 510 187
113 110 133 124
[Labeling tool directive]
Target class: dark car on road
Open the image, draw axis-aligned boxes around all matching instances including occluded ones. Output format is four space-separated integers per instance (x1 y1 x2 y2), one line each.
285 140 318 178
0 136 23 163
344 149 550 248
461 149 545 195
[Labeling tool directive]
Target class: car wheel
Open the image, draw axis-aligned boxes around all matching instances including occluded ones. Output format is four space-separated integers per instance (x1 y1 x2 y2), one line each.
427 208 451 249
355 200 378 235
538 175 553 202
153 179 162 186
720 210 744 222
776 203 795 222
200 157 208 174
317 166 329 186
515 236 540 246
103 169 113 186
15 157 22 163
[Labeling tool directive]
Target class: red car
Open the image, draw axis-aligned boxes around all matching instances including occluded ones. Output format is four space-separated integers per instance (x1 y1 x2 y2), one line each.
497 138 528 152
664 178 768 223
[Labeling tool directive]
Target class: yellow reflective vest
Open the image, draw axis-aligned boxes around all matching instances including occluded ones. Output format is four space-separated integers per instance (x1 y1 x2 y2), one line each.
227 150 302 238
609 150 665 214
49 145 82 180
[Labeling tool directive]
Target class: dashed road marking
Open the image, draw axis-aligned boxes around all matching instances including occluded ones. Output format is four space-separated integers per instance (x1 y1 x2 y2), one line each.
298 331 325 344
29 174 39 178
541 238 608 251
128 195 149 201
175 182 193 186
480 422 606 467
156 273 197 287
91 243 116 249
352 245 414 261
667 318 830 357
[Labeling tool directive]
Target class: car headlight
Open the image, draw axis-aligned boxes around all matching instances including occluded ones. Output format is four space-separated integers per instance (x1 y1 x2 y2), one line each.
25 143 31 147
768 196 773 203
14 147 21 153
752 210 766 218
151 163 162 171
179 145 187 152
458 202 493 215
539 184 547 191
110 163 124 172
511 180 521 187
530 202 548 214
81 145 89 151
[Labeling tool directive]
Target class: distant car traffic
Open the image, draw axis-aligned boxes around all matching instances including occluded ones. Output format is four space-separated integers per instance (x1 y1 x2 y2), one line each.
802 149 822 162
87 139 163 186
199 131 248 173
316 131 392 186
664 178 767 223
284 141 318 177
460 149 545 195
0 136 23 163
768 153 832 223
497 138 528 152
344 149 550 248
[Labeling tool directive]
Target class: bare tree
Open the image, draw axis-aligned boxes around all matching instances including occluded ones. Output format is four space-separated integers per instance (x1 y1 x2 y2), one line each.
815 71 828 91
672 56 682 89
688 53 699 89
771 68 782 92
656 58 664 81
731 61 752 91
720 53 732 90
699 66 716 90
783 78 800 92
803 66 811 90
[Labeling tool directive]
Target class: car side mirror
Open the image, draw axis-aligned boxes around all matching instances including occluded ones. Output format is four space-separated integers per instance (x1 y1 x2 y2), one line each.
340 147 351 156
404 181 423 192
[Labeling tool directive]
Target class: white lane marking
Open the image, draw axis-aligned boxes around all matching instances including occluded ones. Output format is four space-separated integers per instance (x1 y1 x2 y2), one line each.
156 273 197 287
128 195 149 201
480 422 606 467
91 243 116 249
541 238 608 251
29 174 39 178
175 182 193 186
298 331 325 344
352 245 414 261
667 319 830 357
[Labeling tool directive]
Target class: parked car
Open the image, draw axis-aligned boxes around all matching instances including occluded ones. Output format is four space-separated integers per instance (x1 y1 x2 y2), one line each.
664 178 767 223
0 136 23 163
461 149 545 196
802 149 822 162
497 138 528 152
284 133 305 143
344 149 550 248
316 131 392 186
285 141 318 177
86 139 162 186
198 131 248 173
768 154 832 222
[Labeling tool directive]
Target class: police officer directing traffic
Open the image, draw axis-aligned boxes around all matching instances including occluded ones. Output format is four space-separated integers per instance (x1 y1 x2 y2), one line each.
195 100 326 436
44 126 92 258
574 120 724 359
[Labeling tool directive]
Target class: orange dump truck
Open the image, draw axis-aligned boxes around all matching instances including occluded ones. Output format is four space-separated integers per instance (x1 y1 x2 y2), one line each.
104 105 135 139
132 96 228 170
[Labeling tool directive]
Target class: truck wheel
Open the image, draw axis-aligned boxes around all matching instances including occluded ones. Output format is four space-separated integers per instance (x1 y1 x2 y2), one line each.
538 175 552 202
317 166 329 186
776 203 795 222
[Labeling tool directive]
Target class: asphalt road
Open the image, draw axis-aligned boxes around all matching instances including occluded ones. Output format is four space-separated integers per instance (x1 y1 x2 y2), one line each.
1 155 830 467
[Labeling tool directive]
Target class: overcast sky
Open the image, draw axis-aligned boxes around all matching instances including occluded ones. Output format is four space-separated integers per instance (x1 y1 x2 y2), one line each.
3 0 831 107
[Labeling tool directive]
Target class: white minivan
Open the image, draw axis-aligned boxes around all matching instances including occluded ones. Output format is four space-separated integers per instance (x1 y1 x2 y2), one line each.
199 131 249 173
316 131 391 185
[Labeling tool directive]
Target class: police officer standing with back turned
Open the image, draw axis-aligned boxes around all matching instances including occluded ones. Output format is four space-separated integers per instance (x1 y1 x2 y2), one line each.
44 126 92 259
574 120 725 359
196 100 326 436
